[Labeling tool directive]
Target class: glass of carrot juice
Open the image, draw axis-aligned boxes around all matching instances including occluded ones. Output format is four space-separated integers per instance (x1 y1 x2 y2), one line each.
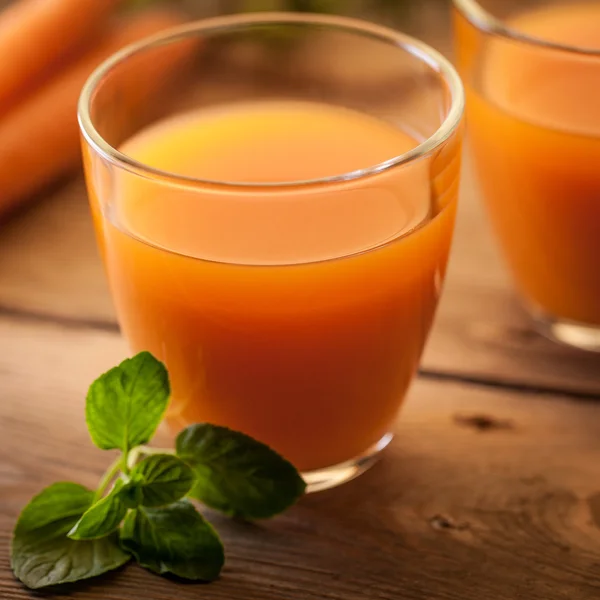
79 13 464 491
454 0 600 351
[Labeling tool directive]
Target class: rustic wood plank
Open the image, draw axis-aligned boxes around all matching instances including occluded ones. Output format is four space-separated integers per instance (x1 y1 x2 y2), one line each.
2 316 600 599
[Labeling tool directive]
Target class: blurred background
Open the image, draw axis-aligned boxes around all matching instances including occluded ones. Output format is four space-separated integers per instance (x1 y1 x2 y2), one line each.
178 0 450 33
160 0 450 32
181 0 452 54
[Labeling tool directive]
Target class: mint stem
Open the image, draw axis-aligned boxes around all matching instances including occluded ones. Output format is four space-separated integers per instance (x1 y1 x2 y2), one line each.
120 453 130 477
94 455 124 503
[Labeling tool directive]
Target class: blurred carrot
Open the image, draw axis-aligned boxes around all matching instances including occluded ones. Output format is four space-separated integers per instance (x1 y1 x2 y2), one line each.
0 6 191 216
0 0 122 112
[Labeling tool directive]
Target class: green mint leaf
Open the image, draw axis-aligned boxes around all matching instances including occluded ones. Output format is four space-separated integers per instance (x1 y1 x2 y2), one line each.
68 481 128 540
176 424 306 519
11 482 130 589
119 479 144 509
86 352 170 452
128 454 195 507
120 501 224 581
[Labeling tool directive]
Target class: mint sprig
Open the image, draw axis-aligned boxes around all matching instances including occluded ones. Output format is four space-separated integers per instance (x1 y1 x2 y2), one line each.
128 454 195 508
68 480 128 540
11 352 306 590
120 500 224 580
85 351 170 455
11 483 130 589
177 423 306 519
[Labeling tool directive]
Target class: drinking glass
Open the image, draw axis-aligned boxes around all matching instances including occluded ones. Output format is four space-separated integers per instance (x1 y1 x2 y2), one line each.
454 0 600 351
79 13 464 491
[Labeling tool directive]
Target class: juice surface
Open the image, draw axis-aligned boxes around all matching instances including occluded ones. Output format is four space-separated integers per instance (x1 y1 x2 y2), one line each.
90 100 459 471
115 101 432 265
456 2 600 323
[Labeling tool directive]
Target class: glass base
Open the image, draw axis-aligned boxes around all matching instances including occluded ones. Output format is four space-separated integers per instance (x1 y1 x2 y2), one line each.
301 432 394 493
530 309 600 353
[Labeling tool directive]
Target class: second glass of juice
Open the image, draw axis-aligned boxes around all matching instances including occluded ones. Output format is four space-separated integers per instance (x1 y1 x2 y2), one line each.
79 13 464 491
454 0 600 351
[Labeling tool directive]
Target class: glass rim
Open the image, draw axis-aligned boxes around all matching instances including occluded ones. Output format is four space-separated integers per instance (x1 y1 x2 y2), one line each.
78 11 464 192
454 0 600 58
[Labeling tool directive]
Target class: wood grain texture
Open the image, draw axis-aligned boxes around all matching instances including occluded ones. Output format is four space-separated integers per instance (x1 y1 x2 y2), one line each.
2 316 600 599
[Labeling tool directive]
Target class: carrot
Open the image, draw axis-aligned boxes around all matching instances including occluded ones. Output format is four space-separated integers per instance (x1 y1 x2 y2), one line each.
0 7 192 216
0 0 122 112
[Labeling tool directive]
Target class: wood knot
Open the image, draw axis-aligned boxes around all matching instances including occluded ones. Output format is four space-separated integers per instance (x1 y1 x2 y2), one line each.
429 514 469 531
453 414 514 432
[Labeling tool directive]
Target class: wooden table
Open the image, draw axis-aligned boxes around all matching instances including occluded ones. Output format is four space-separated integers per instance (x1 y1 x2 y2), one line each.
2 5 600 599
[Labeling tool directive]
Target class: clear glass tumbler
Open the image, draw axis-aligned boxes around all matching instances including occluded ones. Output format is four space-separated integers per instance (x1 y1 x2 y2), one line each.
454 0 600 351
79 13 464 491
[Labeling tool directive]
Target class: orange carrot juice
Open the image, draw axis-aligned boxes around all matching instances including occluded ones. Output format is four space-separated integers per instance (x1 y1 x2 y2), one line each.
87 100 459 472
455 2 600 327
